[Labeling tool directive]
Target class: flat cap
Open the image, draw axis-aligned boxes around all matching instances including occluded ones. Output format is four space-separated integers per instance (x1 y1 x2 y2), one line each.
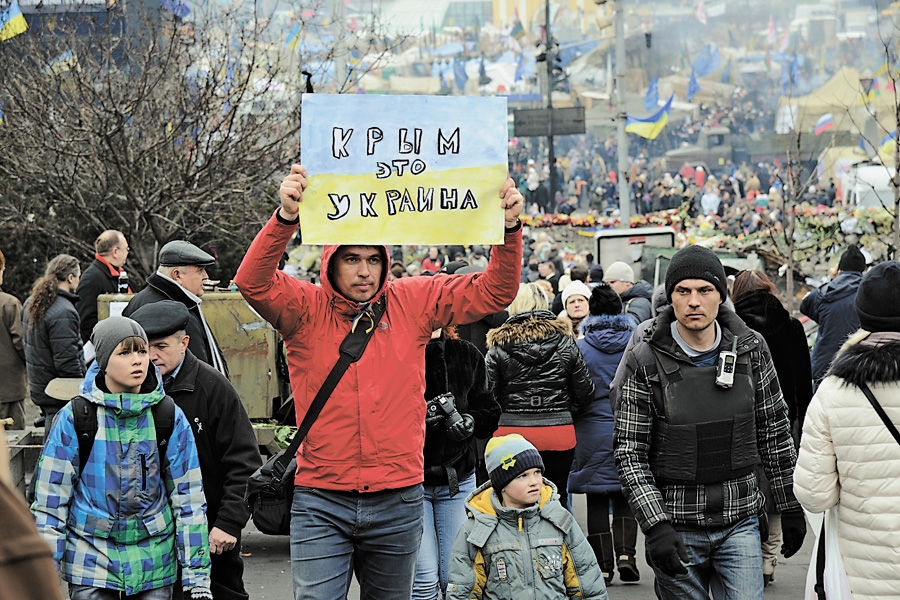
130 300 191 339
158 240 215 267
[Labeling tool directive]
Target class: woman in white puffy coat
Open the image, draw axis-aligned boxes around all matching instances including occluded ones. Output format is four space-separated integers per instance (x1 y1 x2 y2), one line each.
794 261 900 600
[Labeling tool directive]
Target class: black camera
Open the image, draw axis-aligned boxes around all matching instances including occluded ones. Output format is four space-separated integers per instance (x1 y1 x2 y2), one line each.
426 393 464 430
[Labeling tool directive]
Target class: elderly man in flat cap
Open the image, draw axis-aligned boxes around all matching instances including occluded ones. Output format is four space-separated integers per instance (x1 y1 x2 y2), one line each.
123 241 228 377
131 300 261 600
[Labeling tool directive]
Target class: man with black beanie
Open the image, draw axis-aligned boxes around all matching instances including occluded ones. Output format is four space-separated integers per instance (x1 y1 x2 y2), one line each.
801 244 866 386
614 245 806 599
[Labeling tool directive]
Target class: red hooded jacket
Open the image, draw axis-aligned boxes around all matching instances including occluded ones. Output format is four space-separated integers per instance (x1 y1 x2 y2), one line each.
235 211 522 491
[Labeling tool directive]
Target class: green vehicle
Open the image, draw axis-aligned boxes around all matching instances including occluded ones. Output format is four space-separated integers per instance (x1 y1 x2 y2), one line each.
98 291 293 456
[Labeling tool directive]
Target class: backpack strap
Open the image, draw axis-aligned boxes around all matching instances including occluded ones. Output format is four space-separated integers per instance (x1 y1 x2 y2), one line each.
71 394 177 478
72 395 98 475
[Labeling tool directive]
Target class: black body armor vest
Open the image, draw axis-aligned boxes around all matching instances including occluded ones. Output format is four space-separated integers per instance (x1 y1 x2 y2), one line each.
635 343 758 484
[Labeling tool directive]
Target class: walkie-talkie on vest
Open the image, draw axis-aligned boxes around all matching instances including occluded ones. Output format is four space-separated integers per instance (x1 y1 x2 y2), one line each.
716 335 738 388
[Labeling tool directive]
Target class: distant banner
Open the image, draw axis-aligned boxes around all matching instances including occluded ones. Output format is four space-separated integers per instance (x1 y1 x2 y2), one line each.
299 94 508 245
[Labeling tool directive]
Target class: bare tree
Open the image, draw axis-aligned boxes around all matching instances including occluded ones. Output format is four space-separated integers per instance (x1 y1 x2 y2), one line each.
763 71 837 313
0 0 401 296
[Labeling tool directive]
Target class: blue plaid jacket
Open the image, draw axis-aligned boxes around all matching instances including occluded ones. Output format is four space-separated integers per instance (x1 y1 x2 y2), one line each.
32 362 211 594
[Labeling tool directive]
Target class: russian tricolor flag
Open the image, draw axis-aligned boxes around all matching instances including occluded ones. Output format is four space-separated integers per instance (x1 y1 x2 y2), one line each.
814 113 834 135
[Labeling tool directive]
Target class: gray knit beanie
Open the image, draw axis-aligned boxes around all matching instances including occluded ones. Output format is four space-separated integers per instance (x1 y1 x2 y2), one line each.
91 316 148 370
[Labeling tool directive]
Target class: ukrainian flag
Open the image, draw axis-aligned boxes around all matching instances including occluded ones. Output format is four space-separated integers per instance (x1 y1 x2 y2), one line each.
286 22 300 51
625 94 673 140
0 0 28 41
879 130 897 159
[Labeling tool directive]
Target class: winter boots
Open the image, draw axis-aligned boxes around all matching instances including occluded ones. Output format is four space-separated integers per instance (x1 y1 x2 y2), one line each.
587 533 615 585
613 517 640 582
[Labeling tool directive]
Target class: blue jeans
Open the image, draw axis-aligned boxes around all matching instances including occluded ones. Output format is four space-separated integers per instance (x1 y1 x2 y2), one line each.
412 472 476 600
649 515 763 600
290 484 425 600
69 585 173 599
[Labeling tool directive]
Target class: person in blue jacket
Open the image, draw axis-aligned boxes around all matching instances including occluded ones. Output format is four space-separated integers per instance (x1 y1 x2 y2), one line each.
32 316 211 600
800 245 866 387
569 283 639 585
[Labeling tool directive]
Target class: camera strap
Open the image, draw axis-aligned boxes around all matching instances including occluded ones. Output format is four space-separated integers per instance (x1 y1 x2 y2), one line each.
270 294 388 482
428 334 465 497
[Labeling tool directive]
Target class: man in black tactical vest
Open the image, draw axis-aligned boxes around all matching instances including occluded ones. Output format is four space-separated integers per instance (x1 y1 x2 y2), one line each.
613 245 806 599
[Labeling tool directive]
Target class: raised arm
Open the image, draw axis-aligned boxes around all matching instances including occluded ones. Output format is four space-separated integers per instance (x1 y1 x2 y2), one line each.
235 165 316 339
418 177 524 330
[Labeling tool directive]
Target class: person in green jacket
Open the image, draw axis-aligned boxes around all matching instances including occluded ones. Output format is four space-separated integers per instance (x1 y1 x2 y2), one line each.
445 434 608 600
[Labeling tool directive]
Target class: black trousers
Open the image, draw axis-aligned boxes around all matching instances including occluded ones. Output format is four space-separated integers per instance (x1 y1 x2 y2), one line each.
538 448 575 511
585 491 633 535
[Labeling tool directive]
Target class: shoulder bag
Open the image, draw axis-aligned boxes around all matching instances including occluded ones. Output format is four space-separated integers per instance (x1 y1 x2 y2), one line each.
245 295 387 535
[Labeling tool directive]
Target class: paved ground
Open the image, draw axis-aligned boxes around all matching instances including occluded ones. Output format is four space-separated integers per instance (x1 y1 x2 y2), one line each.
240 492 815 599
25 392 813 600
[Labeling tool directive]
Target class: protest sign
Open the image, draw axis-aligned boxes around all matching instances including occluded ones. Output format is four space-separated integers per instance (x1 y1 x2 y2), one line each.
299 94 508 245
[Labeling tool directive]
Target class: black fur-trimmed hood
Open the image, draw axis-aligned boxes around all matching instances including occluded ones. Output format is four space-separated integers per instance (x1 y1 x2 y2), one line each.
828 332 900 387
486 309 572 348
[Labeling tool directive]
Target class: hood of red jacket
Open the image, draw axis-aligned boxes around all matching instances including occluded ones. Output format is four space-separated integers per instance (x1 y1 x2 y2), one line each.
320 244 390 316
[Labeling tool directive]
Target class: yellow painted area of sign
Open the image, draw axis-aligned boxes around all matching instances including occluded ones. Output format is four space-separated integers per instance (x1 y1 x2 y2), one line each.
300 164 508 245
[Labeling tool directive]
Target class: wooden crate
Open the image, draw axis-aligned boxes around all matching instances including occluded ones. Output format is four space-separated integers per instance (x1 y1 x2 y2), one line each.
6 428 44 496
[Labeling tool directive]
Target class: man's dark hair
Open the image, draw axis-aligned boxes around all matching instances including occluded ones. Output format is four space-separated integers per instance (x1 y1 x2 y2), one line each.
570 264 589 283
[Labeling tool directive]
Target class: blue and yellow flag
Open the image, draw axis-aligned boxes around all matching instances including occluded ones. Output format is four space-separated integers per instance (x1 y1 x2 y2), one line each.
286 22 300 51
0 0 28 41
510 20 525 40
43 49 78 74
880 130 897 158
626 94 673 140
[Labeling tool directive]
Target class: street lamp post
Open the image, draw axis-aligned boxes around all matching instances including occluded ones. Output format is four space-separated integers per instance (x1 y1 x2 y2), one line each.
546 0 556 208
614 0 630 228
595 0 630 228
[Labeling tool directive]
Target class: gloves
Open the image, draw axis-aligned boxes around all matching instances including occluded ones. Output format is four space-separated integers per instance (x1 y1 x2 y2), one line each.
645 522 689 577
780 508 807 558
425 413 444 430
185 587 213 600
445 413 475 442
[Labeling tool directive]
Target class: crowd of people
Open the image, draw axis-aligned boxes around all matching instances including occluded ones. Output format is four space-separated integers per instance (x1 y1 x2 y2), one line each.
1 165 899 600
508 129 843 241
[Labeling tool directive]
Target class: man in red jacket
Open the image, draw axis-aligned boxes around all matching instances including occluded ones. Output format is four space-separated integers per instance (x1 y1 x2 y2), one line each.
235 165 523 600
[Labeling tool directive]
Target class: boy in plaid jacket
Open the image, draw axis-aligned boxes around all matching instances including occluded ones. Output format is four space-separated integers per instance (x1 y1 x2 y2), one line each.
32 317 211 599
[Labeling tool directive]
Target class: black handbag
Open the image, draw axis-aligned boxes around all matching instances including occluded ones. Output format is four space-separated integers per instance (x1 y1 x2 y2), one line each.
246 295 387 535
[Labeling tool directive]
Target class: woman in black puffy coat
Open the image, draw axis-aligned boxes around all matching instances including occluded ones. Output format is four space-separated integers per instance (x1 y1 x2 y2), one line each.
485 282 595 510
